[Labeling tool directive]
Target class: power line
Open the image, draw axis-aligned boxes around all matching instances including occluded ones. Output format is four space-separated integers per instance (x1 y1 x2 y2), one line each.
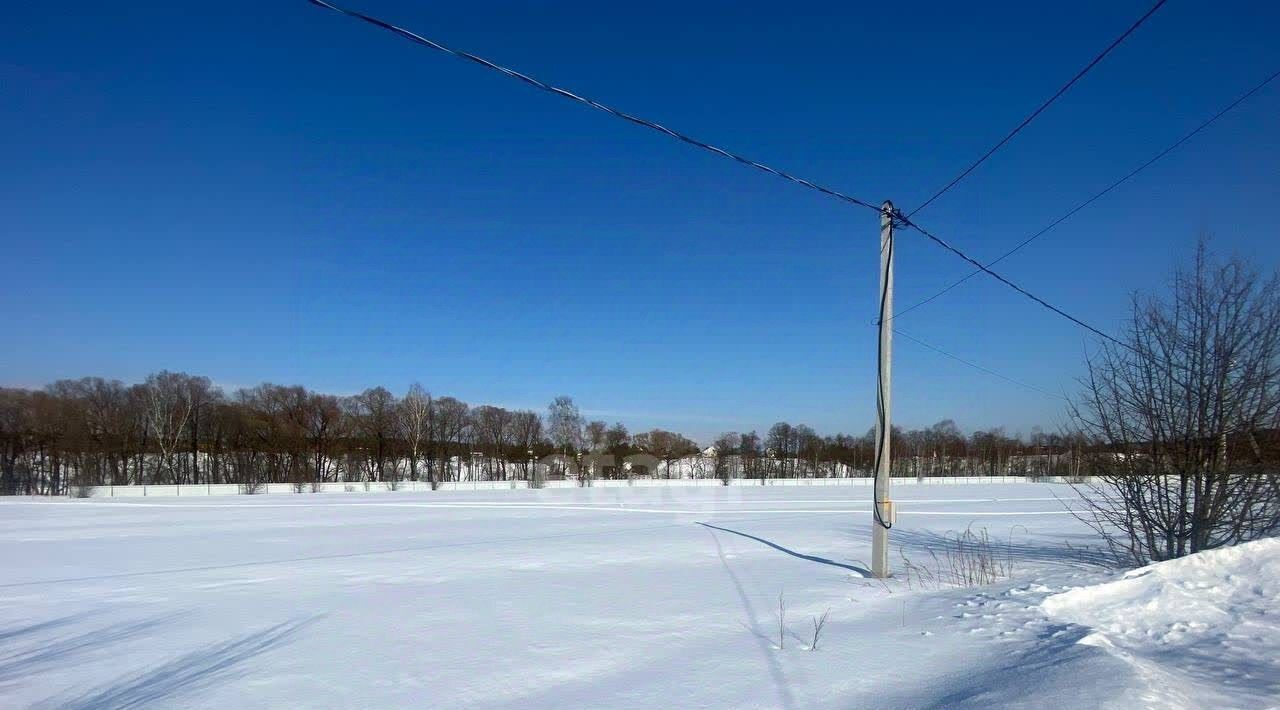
891 211 1130 350
307 0 883 214
893 328 1068 401
907 0 1169 218
889 67 1280 323
309 0 1136 353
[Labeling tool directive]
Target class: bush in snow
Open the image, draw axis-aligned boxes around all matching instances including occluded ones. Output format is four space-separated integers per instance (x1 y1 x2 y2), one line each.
900 526 1012 589
808 609 831 651
1068 241 1280 564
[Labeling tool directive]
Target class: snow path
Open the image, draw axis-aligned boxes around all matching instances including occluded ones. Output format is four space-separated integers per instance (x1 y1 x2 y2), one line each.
1 484 1264 708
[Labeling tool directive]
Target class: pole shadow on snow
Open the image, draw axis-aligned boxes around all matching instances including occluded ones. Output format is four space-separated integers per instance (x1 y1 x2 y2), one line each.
50 615 322 710
698 522 871 577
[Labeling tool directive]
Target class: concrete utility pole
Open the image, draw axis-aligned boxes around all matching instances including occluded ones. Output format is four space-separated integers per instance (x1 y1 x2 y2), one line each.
873 200 896 578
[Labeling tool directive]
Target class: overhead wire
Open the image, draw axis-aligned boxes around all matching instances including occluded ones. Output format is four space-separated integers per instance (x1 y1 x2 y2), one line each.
307 0 1246 495
890 211 1133 351
906 0 1170 218
892 328 1068 401
888 67 1280 323
307 0 883 214
308 0 1173 354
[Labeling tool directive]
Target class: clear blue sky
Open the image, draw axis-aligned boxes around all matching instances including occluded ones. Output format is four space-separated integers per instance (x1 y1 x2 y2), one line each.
3 1 1278 442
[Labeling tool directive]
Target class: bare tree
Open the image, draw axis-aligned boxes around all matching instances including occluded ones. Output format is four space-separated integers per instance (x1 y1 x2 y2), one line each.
634 429 697 479
795 424 821 477
42 380 94 494
547 396 583 457
0 389 29 495
712 432 739 484
144 371 195 485
766 422 797 478
432 397 470 485
1071 240 1280 563
184 375 219 484
584 420 608 452
604 422 630 478
239 384 309 487
738 431 761 479
398 384 431 482
80 377 137 486
472 405 514 480
352 387 398 483
305 392 342 484
511 410 545 482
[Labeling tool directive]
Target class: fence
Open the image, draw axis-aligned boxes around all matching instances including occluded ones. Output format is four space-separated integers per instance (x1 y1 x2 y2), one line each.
71 475 1054 498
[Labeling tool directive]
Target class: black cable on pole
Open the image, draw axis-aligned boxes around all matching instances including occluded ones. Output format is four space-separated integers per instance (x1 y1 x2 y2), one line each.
306 0 883 214
907 0 1170 218
893 328 1068 401
892 211 1132 352
873 205 894 530
889 67 1280 323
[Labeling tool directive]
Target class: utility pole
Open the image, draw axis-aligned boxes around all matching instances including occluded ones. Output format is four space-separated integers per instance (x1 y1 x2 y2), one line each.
873 200 896 578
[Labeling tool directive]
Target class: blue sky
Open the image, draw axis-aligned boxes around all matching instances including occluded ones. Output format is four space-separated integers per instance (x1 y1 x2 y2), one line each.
3 1 1278 442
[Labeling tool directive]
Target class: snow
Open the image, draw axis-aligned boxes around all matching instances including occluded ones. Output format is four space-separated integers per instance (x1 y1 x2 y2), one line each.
1043 537 1280 709
0 484 1273 708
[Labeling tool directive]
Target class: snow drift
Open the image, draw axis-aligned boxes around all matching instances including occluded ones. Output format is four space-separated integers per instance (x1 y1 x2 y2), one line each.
1042 537 1280 708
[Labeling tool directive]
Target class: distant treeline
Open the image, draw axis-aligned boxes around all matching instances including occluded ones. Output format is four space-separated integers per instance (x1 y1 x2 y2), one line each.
1 372 1088 496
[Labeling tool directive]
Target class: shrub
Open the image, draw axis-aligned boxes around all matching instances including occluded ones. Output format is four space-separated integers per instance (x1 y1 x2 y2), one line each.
900 526 1012 589
808 609 831 651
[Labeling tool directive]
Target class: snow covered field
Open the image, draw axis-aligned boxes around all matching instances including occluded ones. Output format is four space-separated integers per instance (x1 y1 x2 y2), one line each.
1 484 1274 708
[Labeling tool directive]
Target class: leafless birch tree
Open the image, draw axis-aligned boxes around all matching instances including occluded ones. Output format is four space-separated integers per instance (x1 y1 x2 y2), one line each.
144 371 195 485
399 383 431 482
